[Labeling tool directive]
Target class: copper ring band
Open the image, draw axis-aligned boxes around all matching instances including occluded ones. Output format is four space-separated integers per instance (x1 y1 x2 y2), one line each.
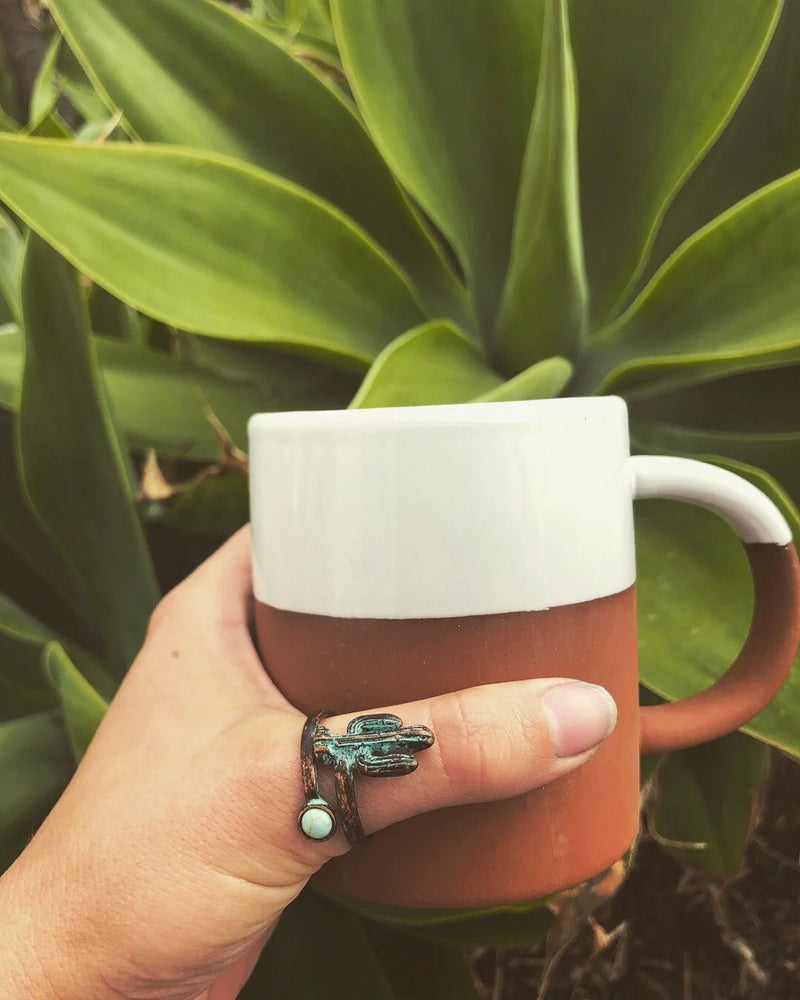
298 710 435 849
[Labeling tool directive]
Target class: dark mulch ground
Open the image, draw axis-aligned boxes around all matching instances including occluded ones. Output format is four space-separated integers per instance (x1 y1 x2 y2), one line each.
476 752 800 1000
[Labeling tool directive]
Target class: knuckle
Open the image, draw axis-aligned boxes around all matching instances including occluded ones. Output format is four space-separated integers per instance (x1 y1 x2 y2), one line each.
145 599 169 637
145 583 193 636
147 580 246 646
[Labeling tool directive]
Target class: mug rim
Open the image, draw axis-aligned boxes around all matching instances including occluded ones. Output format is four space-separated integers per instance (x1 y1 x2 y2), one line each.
248 395 627 435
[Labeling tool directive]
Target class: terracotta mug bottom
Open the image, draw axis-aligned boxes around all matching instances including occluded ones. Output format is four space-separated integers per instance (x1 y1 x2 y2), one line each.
255 585 641 909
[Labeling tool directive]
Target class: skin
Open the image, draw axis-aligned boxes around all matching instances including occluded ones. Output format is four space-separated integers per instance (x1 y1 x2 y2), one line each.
0 526 616 1000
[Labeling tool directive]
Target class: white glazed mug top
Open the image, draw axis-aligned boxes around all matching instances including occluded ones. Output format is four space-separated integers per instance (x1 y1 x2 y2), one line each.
248 397 637 619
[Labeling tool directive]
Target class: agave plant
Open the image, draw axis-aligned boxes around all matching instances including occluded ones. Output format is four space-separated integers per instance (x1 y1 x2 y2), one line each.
1 0 799 993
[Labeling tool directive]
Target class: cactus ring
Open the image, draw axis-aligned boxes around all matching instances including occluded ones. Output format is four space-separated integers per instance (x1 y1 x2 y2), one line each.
298 710 435 847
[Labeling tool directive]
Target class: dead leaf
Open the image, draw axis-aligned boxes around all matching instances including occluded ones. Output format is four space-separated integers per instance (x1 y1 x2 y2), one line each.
92 109 124 145
538 858 632 998
138 449 175 502
204 405 249 472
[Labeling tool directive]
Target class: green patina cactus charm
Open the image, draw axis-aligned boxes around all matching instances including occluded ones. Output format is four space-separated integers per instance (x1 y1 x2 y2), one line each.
299 712 435 846
317 713 436 777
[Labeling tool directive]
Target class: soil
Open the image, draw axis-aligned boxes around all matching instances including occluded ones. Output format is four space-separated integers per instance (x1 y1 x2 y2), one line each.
476 751 800 1000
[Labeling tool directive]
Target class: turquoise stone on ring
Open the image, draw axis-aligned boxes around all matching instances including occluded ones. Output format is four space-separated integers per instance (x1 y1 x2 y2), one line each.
298 801 336 841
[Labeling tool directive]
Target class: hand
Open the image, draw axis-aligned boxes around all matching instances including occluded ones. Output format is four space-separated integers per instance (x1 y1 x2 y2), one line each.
1 526 617 1000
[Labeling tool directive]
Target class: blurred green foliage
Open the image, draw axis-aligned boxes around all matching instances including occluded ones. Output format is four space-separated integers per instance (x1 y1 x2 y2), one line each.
1 0 799 994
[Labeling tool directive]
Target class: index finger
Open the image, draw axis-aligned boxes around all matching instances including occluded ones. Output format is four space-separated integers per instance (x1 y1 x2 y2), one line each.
144 524 293 709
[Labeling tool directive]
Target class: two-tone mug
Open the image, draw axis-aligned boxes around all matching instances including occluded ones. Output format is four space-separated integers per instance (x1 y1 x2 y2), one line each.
248 397 800 909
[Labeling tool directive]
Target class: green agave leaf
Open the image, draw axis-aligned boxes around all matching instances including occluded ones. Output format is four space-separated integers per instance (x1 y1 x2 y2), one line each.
0 137 423 368
154 471 249 541
43 642 107 762
248 888 482 998
628 371 800 522
577 171 800 396
332 0 543 331
0 582 113 713
302 0 334 38
279 32 341 71
61 85 105 127
351 321 572 409
263 22 341 74
379 909 551 948
706 459 800 540
254 0 336 45
0 34 21 124
0 593 58 722
493 0 587 372
102 345 256 461
0 403 95 634
0 713 73 874
365 922 481 1000
635 500 800 757
0 106 19 133
633 422 800 511
74 117 126 144
647 3 800 282
6 328 348 463
177 336 360 451
56 42 109 124
0 592 53 644
330 891 552 947
627 366 800 432
29 32 61 128
18 235 159 674
244 889 395 1000
477 356 572 403
1 329 262 461
649 731 769 874
89 285 145 343
48 0 464 321
26 110 73 140
0 206 22 323
351 322 502 408
142 477 251 596
572 0 782 325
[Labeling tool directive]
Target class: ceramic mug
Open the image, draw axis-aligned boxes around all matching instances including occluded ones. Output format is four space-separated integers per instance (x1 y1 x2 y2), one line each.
248 397 800 909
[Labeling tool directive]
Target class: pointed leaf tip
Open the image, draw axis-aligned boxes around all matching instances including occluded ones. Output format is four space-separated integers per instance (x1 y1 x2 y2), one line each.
573 0 782 325
333 0 544 331
44 642 107 762
493 0 587 372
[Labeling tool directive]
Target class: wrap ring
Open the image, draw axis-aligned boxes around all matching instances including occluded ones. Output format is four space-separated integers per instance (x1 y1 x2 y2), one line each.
298 710 435 847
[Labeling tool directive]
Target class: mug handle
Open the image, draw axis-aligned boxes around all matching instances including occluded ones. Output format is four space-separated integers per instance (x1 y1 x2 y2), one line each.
630 455 800 755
